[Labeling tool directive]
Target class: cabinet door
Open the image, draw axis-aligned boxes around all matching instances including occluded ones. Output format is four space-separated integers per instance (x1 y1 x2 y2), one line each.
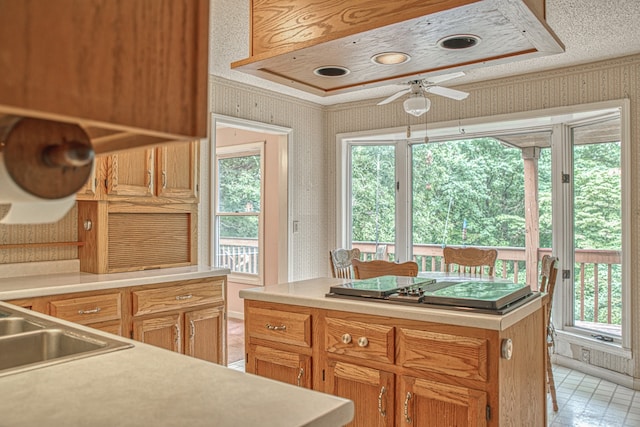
248 344 311 388
325 360 394 427
185 306 224 364
156 141 198 201
76 158 100 200
106 149 155 197
398 375 487 427
133 313 181 353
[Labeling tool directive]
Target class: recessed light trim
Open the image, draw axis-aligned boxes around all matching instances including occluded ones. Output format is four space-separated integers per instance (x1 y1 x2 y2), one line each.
313 66 350 77
371 52 411 65
437 34 481 50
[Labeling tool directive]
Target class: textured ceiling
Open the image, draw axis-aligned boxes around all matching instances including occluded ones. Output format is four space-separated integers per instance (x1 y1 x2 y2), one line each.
210 0 640 106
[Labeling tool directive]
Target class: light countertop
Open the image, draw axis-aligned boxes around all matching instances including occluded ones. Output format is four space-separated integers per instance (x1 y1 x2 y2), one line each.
0 302 353 427
239 276 543 331
0 265 230 300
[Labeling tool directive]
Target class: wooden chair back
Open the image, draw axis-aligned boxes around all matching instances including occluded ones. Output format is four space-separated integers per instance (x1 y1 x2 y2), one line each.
539 254 559 411
352 259 418 280
539 255 559 295
442 246 498 276
329 248 361 279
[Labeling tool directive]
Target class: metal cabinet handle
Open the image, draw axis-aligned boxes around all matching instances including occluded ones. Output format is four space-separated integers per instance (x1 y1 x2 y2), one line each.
175 324 181 347
341 333 352 344
357 336 369 347
265 323 287 331
175 294 193 301
378 386 387 417
162 170 167 188
296 368 304 387
404 392 412 424
78 307 101 315
147 170 152 190
190 320 196 339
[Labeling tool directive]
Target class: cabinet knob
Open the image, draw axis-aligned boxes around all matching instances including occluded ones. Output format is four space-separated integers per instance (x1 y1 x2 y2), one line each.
357 337 368 347
341 333 352 344
501 338 513 360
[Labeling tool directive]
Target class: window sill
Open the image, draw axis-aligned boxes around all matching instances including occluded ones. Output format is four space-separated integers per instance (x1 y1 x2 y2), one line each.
555 329 631 359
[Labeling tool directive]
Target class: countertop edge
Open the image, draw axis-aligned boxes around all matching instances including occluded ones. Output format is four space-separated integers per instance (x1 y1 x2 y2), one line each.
239 277 544 331
0 266 230 300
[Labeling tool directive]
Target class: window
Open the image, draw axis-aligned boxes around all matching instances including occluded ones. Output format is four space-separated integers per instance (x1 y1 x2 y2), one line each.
215 142 264 285
556 113 628 346
338 100 629 348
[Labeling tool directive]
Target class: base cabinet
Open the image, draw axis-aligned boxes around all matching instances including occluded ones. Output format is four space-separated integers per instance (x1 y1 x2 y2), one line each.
185 307 224 362
244 299 546 427
248 344 312 388
325 360 394 427
133 313 182 353
8 276 226 365
399 376 487 427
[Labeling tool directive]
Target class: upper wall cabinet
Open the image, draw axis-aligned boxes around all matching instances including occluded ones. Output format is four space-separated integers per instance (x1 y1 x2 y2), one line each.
231 0 563 97
77 141 199 203
0 1 209 154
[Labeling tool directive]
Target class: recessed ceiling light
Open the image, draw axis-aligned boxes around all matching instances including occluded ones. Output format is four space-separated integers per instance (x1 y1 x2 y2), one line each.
313 66 350 77
437 34 481 50
371 52 411 65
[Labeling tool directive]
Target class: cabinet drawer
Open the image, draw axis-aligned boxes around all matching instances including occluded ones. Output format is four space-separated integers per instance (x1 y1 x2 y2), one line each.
325 317 394 364
397 328 488 381
246 307 311 348
132 280 223 316
49 293 122 325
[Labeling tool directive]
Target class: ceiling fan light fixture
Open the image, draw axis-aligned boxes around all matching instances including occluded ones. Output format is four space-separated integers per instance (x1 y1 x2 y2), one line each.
403 95 431 117
371 52 411 65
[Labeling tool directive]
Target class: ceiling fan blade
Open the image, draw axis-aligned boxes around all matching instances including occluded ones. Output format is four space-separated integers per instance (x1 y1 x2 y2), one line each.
425 85 469 100
423 71 466 85
377 88 411 105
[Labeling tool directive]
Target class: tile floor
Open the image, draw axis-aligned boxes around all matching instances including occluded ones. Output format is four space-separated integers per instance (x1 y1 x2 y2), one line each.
548 365 640 426
226 320 640 426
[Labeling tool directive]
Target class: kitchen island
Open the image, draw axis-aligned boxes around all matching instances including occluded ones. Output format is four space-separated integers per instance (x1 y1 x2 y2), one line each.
240 277 548 426
0 301 354 427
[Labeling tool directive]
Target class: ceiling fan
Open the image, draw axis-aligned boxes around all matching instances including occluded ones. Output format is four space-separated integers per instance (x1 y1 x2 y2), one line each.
377 71 469 116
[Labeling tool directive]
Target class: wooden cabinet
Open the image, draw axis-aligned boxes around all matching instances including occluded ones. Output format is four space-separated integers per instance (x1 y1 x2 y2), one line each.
398 375 487 427
131 278 225 363
133 313 181 352
49 291 124 336
185 307 224 362
325 360 394 427
244 299 546 427
78 141 199 202
245 302 313 388
6 276 226 365
76 141 199 273
0 0 209 154
248 344 312 388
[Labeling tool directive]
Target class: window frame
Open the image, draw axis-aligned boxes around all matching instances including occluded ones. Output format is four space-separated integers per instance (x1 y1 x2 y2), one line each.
553 106 631 352
215 141 265 286
337 99 630 353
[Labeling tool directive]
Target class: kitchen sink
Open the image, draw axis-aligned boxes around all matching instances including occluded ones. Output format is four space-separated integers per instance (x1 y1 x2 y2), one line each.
0 317 44 336
0 305 133 377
